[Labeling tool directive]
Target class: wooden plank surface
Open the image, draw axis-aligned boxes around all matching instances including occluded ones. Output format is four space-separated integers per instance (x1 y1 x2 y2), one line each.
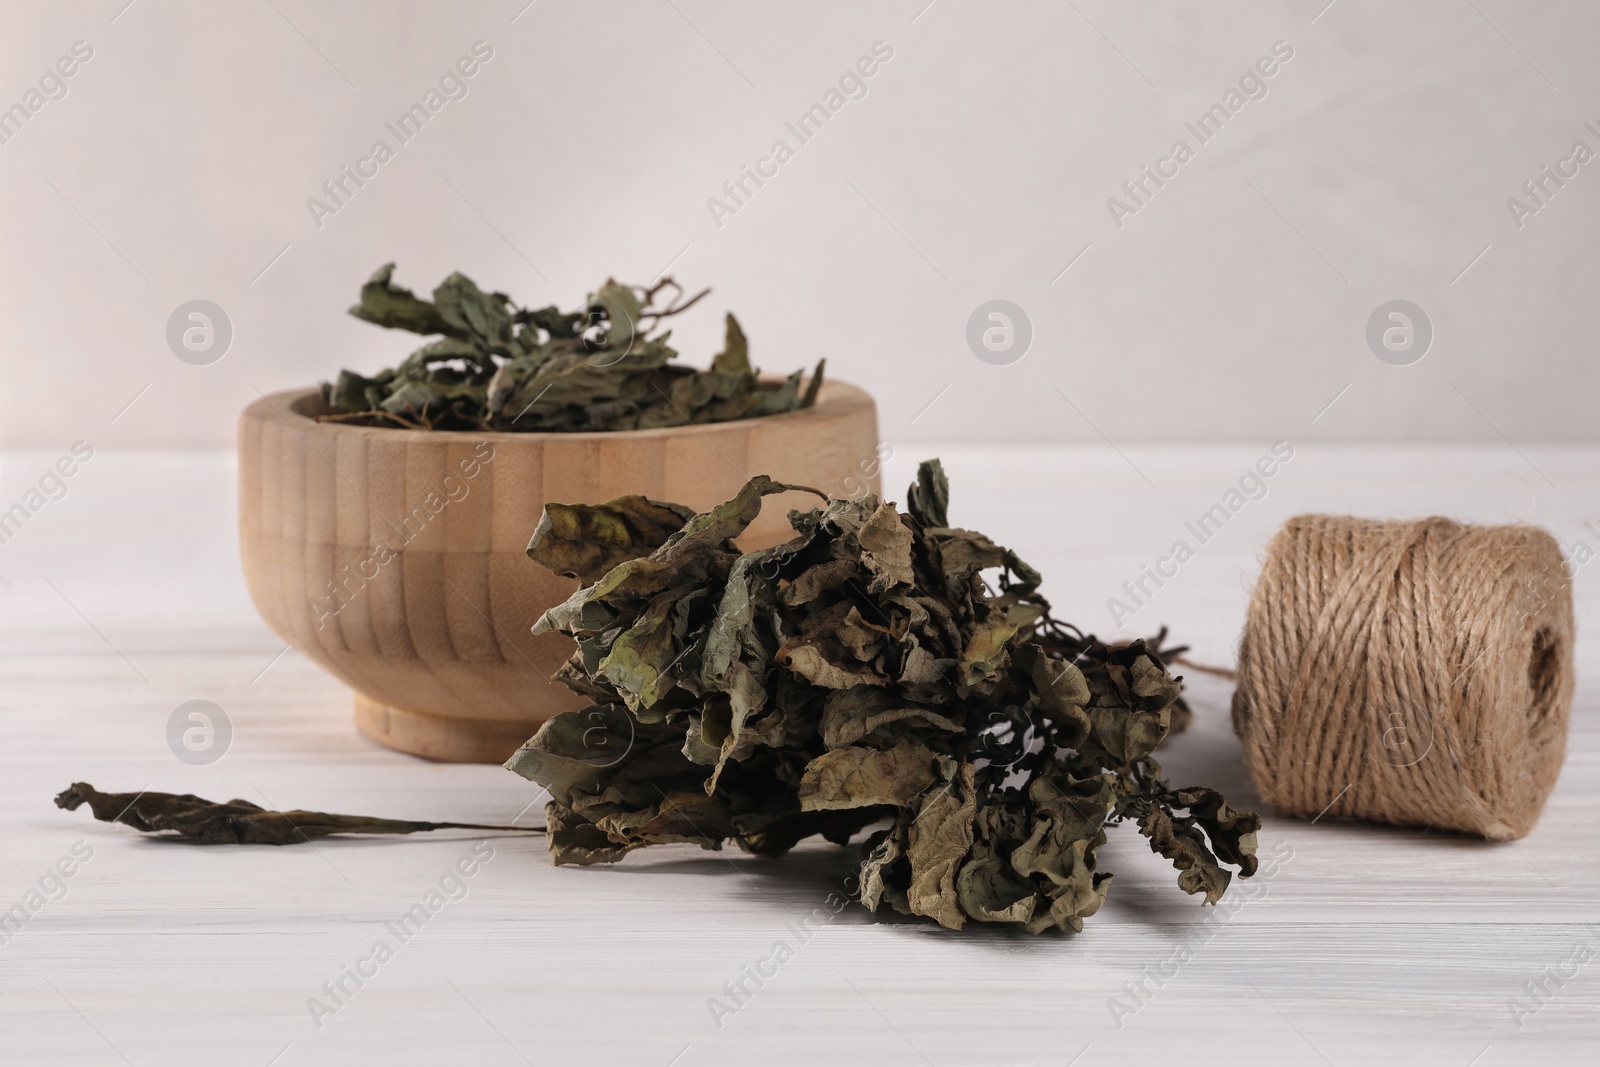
0 444 1595 1066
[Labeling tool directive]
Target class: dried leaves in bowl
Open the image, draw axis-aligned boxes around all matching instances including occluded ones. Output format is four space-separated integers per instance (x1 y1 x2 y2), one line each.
508 459 1260 933
320 264 824 432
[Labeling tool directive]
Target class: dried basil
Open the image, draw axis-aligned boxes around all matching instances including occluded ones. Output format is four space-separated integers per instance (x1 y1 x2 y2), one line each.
55 783 528 845
509 459 1259 932
321 264 824 432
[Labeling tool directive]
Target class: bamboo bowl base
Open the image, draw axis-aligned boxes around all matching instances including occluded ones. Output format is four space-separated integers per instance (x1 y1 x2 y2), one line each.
352 693 541 763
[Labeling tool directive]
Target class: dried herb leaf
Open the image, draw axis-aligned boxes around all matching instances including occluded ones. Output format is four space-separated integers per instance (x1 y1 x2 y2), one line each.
55 783 528 845
798 738 944 811
527 497 698 583
904 759 976 929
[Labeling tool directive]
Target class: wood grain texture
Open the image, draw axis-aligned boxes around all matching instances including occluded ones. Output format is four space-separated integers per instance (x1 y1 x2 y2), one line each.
3 446 1596 1067
237 384 880 763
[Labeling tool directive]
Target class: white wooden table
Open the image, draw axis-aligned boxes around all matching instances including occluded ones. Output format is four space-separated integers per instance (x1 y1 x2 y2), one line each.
1 444 1595 1066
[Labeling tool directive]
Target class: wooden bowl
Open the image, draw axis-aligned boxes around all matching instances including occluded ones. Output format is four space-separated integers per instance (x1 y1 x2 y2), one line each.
238 383 881 763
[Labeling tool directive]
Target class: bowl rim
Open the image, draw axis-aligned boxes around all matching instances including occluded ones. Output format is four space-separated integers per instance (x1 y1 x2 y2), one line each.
242 378 873 444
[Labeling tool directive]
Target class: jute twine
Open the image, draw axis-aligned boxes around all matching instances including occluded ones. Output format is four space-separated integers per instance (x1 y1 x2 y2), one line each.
1230 514 1574 840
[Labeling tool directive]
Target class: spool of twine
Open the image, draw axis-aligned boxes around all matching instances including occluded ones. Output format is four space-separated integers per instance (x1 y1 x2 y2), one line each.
1231 514 1574 840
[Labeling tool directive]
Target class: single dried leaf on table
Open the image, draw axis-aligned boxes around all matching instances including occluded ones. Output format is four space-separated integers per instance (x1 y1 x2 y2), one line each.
55 783 530 846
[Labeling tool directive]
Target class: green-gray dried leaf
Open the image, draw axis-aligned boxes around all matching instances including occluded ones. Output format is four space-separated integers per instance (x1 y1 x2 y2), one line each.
55 783 528 845
527 497 697 584
797 738 944 811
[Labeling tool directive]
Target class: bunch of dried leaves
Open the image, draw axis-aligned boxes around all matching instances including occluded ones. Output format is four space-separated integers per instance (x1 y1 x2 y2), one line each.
508 459 1259 933
320 264 824 432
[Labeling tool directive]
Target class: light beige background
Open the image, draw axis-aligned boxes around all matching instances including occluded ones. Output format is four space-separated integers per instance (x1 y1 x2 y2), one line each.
1 0 1595 449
